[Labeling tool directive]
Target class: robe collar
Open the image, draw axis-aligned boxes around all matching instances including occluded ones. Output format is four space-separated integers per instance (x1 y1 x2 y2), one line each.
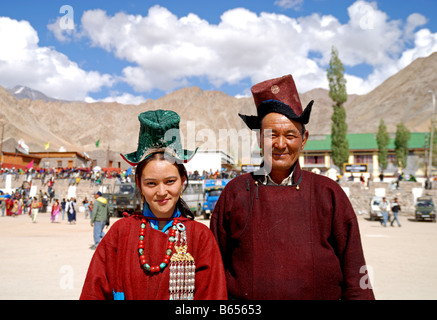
253 161 302 187
142 201 181 233
262 169 294 186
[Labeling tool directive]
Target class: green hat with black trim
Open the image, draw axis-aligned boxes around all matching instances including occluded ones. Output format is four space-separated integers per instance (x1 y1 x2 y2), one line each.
121 109 198 166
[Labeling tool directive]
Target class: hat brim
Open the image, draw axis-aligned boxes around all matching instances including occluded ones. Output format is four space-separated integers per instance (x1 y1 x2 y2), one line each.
121 147 198 166
239 100 313 130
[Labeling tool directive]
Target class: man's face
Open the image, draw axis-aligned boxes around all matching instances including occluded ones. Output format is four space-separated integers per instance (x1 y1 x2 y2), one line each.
260 113 308 174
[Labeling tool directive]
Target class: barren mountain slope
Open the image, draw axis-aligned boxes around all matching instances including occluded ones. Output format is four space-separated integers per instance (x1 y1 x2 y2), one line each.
1 52 435 155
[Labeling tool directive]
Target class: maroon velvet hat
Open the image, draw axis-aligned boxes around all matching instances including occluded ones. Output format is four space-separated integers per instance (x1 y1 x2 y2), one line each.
239 74 313 130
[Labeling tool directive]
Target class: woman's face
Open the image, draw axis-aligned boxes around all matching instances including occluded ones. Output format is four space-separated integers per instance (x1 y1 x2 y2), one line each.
140 159 185 218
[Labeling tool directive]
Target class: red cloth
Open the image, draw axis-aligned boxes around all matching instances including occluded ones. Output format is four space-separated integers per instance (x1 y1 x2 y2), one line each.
80 215 227 300
210 163 375 300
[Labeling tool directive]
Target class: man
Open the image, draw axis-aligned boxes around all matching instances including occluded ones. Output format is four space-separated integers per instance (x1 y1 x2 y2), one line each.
90 191 109 249
379 197 390 227
390 197 401 227
210 74 374 300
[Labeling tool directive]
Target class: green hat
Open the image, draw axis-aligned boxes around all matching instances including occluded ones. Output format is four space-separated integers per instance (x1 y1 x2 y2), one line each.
121 109 198 166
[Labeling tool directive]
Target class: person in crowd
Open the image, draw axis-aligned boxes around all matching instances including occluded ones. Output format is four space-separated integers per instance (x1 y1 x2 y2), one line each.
51 198 60 223
81 109 227 300
61 198 66 220
89 191 109 250
41 193 48 213
379 197 390 227
391 197 401 227
66 197 77 224
211 74 374 300
88 201 94 219
11 195 19 217
31 197 39 223
0 192 6 217
83 197 90 219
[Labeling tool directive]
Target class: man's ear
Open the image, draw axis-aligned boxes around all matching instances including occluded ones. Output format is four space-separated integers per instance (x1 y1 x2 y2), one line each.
301 130 309 151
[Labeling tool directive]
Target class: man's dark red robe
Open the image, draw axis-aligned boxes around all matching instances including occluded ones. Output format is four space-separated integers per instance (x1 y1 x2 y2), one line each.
211 163 375 300
80 215 227 300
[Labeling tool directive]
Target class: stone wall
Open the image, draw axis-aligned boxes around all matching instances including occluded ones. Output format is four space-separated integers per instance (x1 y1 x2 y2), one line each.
2 174 434 217
340 180 434 217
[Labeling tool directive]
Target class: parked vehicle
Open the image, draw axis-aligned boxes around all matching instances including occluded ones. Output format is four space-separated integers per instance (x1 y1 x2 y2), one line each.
201 185 224 220
109 183 142 217
181 180 204 214
415 196 436 222
100 184 113 208
182 179 229 218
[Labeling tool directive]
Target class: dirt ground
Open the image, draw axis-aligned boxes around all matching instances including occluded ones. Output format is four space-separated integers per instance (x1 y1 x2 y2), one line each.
0 210 436 300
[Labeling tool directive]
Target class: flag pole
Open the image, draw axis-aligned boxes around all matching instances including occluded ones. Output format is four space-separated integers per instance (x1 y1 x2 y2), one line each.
0 122 4 168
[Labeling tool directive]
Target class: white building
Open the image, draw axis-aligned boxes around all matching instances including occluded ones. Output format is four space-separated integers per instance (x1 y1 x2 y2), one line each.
184 150 234 174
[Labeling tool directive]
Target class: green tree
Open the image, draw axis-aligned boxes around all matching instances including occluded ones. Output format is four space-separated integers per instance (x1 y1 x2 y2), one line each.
327 46 349 172
394 123 410 170
425 126 437 167
376 118 390 170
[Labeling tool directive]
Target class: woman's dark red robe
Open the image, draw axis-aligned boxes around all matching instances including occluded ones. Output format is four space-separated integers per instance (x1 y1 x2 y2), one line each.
80 215 227 300
210 163 375 300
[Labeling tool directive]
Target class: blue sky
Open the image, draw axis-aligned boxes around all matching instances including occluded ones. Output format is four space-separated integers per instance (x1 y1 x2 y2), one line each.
0 0 436 103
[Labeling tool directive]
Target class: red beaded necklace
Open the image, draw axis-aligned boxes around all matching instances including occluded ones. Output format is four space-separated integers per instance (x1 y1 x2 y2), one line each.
137 217 179 273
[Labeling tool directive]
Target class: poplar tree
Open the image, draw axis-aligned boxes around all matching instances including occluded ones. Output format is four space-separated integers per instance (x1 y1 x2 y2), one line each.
376 118 390 171
425 126 437 167
394 122 410 170
327 46 349 173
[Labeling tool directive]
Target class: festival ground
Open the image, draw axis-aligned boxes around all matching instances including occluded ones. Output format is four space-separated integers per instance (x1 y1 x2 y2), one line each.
0 211 436 300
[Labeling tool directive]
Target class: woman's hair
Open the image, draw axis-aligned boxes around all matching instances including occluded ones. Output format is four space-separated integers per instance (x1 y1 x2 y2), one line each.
134 152 194 220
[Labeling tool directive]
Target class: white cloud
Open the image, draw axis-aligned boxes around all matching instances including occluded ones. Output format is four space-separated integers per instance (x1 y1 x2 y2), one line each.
404 13 428 41
0 17 113 100
47 17 79 43
274 0 304 10
398 28 437 69
85 92 147 105
67 1 437 96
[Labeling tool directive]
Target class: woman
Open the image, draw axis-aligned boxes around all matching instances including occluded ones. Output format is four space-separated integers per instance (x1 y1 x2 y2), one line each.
80 110 227 300
11 196 19 217
66 197 76 224
31 197 39 223
51 199 60 223
83 197 90 219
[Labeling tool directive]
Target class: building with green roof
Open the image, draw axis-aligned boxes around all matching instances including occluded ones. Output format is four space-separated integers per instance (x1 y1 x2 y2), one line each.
300 132 427 178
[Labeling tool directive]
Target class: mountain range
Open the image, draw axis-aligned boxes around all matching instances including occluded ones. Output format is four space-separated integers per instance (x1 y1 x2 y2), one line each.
7 85 60 103
0 51 436 162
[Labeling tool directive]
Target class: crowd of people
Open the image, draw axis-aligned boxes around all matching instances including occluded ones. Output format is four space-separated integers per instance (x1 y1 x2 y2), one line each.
1 167 131 186
1 166 243 186
0 180 96 224
187 169 240 180
0 164 244 220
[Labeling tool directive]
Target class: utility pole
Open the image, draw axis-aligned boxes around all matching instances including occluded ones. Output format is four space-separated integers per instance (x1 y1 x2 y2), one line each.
428 90 436 179
107 144 110 168
0 122 4 168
